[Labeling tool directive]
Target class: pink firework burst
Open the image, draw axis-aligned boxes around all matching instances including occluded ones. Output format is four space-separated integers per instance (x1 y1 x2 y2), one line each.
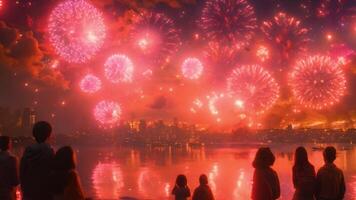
200 0 257 48
48 0 106 63
94 100 122 127
104 54 134 83
289 56 346 110
181 58 204 80
80 74 102 93
256 45 270 62
227 65 280 113
261 12 309 61
130 12 180 64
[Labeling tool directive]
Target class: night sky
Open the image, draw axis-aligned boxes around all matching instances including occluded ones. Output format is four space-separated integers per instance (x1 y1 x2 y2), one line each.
0 0 355 133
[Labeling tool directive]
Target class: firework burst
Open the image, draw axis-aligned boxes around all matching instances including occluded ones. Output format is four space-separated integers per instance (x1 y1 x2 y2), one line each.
130 12 180 65
261 12 309 61
104 54 134 83
289 55 346 110
181 58 204 80
80 74 102 93
94 100 122 128
48 0 106 63
227 65 280 114
200 0 257 48
256 45 270 62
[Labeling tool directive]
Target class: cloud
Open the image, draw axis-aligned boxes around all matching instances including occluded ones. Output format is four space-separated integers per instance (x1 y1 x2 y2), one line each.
149 95 167 109
0 21 68 88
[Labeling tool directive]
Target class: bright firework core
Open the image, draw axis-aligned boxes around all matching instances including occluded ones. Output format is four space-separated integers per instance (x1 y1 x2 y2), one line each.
181 58 204 80
289 56 346 110
80 74 102 94
48 0 106 63
227 65 280 114
94 100 122 127
104 54 134 83
130 12 180 64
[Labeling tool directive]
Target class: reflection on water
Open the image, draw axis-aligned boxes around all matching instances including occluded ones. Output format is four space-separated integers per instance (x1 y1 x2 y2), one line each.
74 145 356 199
92 162 123 199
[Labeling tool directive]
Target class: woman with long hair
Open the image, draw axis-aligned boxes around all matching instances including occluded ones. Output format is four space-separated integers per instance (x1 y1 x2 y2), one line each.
172 174 191 200
293 146 316 200
251 147 280 200
50 146 85 200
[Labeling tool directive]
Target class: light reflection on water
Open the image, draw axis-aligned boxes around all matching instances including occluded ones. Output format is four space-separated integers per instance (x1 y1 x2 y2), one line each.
58 145 356 199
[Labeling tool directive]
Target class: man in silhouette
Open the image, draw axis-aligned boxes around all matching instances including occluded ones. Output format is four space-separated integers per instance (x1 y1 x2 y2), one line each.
0 136 19 200
20 121 55 200
316 146 346 200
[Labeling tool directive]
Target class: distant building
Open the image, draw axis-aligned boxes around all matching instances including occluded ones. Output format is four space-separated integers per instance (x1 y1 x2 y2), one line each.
21 107 36 129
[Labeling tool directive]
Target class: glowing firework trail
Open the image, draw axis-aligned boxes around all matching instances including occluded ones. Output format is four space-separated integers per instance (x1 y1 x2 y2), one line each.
200 0 257 47
190 98 204 113
227 65 280 113
48 0 106 63
181 58 204 80
208 93 224 116
104 54 134 83
80 74 102 94
94 100 121 127
131 12 180 64
261 12 309 60
289 56 346 110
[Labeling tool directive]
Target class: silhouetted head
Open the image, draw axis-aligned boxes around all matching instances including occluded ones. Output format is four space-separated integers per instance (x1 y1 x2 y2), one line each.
253 147 275 168
294 146 310 169
199 174 208 185
0 136 11 151
175 174 188 187
33 121 52 143
323 146 337 164
54 146 76 171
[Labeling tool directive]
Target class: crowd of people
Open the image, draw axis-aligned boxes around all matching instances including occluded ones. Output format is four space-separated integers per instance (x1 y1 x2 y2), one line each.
0 121 347 200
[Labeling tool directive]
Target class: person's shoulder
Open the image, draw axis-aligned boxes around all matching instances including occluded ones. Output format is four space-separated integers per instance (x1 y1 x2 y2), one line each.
68 169 79 177
334 165 344 175
8 153 18 162
317 164 327 173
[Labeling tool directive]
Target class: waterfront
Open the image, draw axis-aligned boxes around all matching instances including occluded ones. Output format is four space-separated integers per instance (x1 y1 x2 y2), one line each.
15 144 354 200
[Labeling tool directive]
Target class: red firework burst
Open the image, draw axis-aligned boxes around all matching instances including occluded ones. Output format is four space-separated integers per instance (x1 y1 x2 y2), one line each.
94 100 122 128
48 0 106 63
261 12 309 61
200 0 257 47
227 65 280 114
80 74 102 93
289 56 346 110
130 12 180 65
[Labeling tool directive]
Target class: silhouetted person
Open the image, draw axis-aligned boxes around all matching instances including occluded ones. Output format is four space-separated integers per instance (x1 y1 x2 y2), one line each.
20 121 55 200
0 136 19 200
50 146 85 200
315 146 345 200
251 147 280 200
292 146 316 200
192 174 215 200
172 174 191 200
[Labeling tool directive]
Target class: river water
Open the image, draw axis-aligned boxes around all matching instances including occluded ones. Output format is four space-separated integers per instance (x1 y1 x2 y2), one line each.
64 144 355 200
12 143 356 199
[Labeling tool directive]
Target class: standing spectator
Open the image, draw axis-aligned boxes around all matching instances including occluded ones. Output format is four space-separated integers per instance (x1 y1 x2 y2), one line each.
192 174 215 200
20 121 55 200
292 146 316 200
316 146 346 200
172 174 191 200
50 146 85 200
251 147 280 200
0 136 19 200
